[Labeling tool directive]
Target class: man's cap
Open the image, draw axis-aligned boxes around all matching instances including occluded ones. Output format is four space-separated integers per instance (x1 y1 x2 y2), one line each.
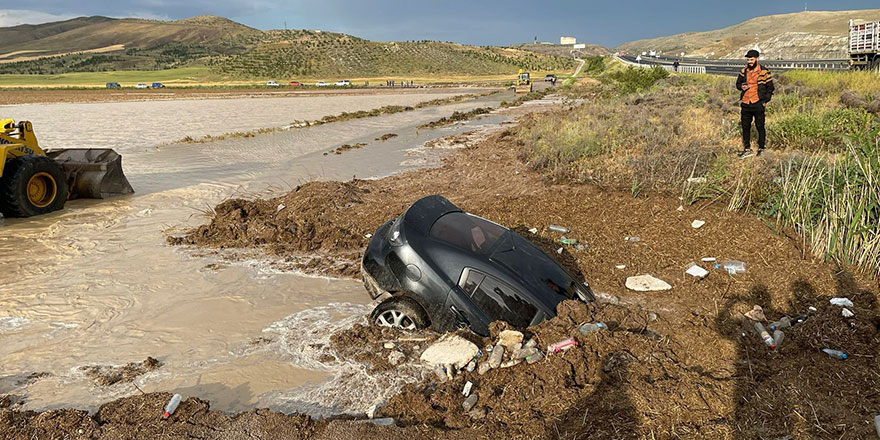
745 49 760 58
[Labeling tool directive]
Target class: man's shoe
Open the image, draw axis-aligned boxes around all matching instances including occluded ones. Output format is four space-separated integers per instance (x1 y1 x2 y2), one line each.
756 148 764 157
738 149 754 159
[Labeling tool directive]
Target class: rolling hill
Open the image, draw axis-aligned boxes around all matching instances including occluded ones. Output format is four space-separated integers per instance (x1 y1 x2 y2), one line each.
0 15 576 78
615 9 880 59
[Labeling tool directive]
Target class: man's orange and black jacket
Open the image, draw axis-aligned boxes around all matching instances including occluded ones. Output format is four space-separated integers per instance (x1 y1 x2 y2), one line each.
735 65 775 104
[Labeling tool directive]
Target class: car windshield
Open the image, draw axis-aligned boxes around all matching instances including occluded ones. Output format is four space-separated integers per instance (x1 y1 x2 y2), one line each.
430 212 506 254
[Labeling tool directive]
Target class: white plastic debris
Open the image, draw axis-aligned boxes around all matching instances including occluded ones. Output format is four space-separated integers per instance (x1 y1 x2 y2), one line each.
462 381 473 397
365 233 373 238
383 342 395 349
842 308 854 318
830 297 854 308
701 257 716 262
691 219 706 229
277 203 285 212
419 334 479 370
676 205 684 212
388 351 405 366
685 262 709 279
744 305 766 322
556 247 563 255
615 265 626 270
528 227 538 234
625 275 672 292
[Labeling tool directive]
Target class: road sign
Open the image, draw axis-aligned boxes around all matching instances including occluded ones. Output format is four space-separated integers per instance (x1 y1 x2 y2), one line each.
573 43 586 49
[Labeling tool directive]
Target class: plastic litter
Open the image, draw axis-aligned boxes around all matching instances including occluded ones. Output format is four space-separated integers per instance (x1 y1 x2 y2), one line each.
744 305 766 322
754 322 775 349
523 338 537 349
462 394 478 412
624 236 641 243
500 359 522 368
162 394 182 420
575 244 587 251
616 264 626 269
548 225 570 233
382 342 395 349
556 247 563 255
488 344 505 368
842 308 854 318
701 257 716 262
547 337 578 353
433 365 449 383
578 322 607 335
465 360 476 372
462 381 473 397
528 227 538 234
514 347 538 359
368 418 396 426
830 297 854 308
874 414 880 438
718 260 746 274
525 351 544 364
691 219 705 229
685 262 709 279
559 237 577 245
822 348 847 360
772 330 784 350
768 316 791 331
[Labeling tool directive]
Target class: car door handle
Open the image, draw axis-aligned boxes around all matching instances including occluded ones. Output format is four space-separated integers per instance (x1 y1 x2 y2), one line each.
450 305 470 325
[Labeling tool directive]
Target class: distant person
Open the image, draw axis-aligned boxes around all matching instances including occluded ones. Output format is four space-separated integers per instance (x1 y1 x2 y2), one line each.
736 49 774 158
673 59 680 72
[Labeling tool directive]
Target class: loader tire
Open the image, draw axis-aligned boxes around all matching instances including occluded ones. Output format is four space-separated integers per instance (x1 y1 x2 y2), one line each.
0 155 68 218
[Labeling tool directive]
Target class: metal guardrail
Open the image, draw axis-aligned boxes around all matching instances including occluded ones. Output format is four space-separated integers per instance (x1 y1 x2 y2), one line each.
615 56 707 74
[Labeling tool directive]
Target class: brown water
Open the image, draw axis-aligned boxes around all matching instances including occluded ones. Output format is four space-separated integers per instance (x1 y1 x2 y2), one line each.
0 87 517 415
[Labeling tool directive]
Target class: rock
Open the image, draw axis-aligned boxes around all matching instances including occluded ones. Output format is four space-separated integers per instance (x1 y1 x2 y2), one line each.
625 275 672 292
462 394 479 412
744 305 766 322
383 342 395 349
691 219 705 229
498 330 524 349
387 351 405 366
594 291 621 304
419 334 479 369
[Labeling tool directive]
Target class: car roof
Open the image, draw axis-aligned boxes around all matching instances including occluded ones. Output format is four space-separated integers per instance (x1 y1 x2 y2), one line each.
401 195 462 237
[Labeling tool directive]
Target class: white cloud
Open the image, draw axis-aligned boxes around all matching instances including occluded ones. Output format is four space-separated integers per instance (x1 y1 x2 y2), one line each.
0 9 78 27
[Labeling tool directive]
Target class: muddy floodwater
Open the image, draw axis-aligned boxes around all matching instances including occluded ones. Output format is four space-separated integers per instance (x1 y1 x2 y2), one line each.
0 87 517 415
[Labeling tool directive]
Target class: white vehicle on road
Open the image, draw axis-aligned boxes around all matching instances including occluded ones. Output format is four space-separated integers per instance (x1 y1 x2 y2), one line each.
334 80 351 86
266 81 280 87
315 81 330 87
134 83 149 89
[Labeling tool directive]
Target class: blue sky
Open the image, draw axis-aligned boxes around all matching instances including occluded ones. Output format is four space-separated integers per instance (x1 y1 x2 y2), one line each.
2 1 878 47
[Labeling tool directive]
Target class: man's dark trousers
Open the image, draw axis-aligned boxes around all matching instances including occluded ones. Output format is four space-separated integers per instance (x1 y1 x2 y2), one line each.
741 102 765 150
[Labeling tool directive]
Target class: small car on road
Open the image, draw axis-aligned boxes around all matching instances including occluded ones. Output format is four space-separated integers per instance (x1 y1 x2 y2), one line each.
361 195 594 336
266 81 280 87
134 83 149 89
151 82 165 88
544 74 557 82
106 82 121 89
315 81 330 87
334 80 351 87
289 81 303 87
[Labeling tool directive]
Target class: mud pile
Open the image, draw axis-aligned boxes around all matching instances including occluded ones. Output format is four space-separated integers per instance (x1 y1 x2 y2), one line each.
80 357 163 387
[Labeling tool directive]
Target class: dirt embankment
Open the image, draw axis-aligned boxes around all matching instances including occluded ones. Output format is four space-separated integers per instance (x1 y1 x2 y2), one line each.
7 100 880 438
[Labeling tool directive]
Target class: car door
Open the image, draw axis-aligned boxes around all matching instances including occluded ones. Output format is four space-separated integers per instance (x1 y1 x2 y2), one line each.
465 269 540 329
443 268 491 335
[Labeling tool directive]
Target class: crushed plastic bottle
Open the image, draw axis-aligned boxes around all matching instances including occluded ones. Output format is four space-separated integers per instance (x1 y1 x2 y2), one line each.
720 260 746 275
549 224 570 233
577 322 607 335
822 348 847 360
488 344 504 368
162 394 182 420
624 236 641 243
523 338 537 349
513 347 538 360
768 316 791 331
559 237 577 245
525 351 544 364
547 337 578 353
874 414 880 438
753 322 775 349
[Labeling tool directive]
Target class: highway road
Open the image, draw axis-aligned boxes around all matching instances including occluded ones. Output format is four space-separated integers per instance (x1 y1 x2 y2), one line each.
618 54 849 76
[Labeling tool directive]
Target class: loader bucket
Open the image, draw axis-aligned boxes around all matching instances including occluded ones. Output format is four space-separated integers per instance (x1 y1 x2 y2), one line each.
45 149 134 199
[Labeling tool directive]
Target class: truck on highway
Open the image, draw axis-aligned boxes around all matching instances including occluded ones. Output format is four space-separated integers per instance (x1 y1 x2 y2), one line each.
849 19 879 71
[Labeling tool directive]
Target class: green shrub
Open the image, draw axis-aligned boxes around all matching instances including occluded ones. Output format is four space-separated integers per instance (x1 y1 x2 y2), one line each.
607 66 669 94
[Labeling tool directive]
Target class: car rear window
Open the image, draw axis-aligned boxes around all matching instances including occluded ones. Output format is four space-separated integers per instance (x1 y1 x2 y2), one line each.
468 272 536 328
430 212 506 254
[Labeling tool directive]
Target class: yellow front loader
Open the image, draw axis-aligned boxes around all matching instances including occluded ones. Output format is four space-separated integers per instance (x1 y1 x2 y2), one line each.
0 119 133 218
514 69 532 94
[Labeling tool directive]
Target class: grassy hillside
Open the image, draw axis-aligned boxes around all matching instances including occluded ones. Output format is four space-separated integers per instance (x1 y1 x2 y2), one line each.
615 9 880 59
0 16 576 79
512 43 610 58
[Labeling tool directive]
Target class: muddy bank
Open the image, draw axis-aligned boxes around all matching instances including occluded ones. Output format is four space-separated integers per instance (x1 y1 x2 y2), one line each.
167 106 880 438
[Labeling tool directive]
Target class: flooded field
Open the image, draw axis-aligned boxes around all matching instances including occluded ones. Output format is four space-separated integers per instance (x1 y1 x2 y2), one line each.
0 87 517 413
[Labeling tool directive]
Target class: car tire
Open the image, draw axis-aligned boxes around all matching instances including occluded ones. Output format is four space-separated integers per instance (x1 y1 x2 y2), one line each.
370 296 429 330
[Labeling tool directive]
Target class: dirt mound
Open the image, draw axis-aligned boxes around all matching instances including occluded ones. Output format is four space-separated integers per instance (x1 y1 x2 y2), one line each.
80 357 162 386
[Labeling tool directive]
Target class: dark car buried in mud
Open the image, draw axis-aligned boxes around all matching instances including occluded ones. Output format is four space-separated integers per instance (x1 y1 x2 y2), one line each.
361 195 594 336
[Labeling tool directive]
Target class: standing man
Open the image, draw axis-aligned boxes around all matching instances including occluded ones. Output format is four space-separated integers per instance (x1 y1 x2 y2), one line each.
673 59 680 72
736 49 774 158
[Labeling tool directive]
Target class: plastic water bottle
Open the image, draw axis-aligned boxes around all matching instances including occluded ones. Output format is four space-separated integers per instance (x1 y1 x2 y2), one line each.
462 394 478 412
768 316 791 331
578 322 607 335
822 348 847 360
162 394 182 419
549 224 570 233
873 414 880 438
488 344 504 368
525 351 544 364
753 322 775 349
772 330 784 350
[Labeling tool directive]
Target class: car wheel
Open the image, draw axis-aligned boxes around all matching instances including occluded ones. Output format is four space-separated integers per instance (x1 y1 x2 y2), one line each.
370 297 429 330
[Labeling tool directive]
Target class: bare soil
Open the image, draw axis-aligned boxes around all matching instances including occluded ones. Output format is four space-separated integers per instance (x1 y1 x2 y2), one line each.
6 102 880 439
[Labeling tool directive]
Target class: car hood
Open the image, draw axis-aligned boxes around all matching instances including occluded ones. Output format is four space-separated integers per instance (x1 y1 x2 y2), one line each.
488 233 575 313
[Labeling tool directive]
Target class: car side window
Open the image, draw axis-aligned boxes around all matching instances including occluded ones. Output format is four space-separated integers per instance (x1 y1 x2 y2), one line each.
469 274 537 328
461 269 484 295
